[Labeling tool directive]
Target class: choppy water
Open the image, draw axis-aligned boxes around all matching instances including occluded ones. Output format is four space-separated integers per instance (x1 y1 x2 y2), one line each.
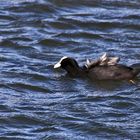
0 0 140 139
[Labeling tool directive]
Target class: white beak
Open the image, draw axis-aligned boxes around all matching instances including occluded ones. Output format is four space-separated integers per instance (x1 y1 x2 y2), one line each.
54 56 68 69
54 62 61 68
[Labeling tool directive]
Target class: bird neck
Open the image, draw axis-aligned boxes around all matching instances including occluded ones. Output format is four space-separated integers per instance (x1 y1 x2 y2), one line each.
65 65 83 77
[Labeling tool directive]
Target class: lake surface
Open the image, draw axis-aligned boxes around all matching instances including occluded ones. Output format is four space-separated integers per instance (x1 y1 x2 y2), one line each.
0 0 140 139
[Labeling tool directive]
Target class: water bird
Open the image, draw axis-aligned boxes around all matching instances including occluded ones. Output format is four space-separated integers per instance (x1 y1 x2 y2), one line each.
54 54 140 81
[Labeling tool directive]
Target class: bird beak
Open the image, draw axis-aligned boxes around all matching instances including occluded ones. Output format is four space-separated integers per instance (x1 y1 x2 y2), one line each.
54 62 61 68
54 56 68 69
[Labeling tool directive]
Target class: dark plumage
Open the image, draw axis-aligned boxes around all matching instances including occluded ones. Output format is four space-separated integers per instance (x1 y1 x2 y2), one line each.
54 56 140 80
54 56 85 76
87 64 140 80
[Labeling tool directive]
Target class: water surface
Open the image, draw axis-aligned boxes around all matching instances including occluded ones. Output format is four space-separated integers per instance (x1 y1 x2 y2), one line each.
0 0 140 139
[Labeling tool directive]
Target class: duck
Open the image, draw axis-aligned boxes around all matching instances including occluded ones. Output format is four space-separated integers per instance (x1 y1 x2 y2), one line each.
54 54 140 80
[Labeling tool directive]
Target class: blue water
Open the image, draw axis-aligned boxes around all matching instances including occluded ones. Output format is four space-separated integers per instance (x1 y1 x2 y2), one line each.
0 0 140 139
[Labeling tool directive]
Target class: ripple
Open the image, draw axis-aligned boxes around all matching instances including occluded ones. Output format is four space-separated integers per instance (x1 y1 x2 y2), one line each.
110 101 137 109
0 0 140 139
55 31 102 39
8 2 57 14
48 20 77 29
39 38 66 47
7 82 50 93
